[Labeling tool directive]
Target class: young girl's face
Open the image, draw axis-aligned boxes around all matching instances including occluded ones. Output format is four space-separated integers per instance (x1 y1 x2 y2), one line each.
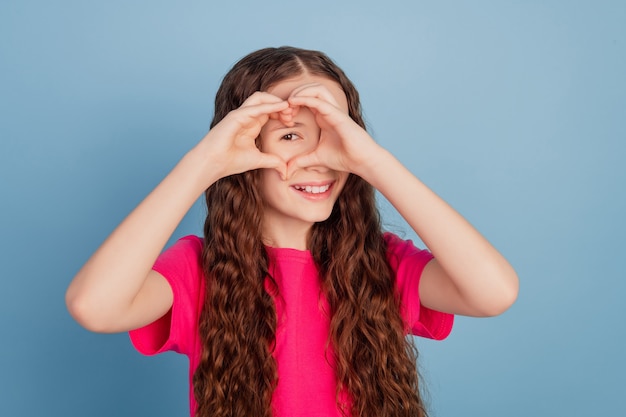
258 74 349 248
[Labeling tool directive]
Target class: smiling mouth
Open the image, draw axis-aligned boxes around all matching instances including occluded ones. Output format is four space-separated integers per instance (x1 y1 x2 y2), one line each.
292 182 333 194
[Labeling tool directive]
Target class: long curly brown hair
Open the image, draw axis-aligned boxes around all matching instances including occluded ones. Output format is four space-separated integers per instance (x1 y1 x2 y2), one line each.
196 46 427 417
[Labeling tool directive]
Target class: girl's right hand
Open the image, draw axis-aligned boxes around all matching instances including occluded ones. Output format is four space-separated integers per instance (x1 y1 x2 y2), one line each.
194 92 292 184
66 92 294 333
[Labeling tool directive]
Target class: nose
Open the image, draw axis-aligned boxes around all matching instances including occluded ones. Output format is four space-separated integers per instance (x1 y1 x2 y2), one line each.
303 163 330 174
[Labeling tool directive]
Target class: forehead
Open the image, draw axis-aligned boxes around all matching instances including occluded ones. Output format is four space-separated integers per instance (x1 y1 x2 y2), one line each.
266 74 349 112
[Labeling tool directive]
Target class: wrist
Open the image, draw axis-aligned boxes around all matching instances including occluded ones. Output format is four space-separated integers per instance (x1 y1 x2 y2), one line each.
179 144 223 193
352 145 396 184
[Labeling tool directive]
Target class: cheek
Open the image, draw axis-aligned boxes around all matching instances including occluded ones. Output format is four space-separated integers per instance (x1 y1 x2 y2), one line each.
275 144 302 161
258 168 281 201
260 142 298 162
335 173 350 194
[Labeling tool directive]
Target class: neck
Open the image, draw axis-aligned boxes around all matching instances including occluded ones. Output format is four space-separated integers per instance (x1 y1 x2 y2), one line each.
262 220 311 250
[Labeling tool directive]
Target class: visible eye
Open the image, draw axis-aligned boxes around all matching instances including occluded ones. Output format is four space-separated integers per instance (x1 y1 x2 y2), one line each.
281 132 301 141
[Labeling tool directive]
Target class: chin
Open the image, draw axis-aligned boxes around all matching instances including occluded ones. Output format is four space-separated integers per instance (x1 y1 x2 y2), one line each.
305 208 335 224
311 217 331 225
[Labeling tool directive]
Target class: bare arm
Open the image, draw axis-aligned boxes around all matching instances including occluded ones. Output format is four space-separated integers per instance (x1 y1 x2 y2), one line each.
66 94 291 333
287 85 519 317
65 151 209 333
358 149 519 317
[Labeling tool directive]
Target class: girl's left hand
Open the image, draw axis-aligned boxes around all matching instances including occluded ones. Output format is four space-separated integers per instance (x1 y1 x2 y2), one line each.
287 84 519 318
285 83 382 178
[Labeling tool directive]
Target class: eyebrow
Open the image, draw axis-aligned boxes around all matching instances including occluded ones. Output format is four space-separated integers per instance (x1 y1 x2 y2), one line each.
270 121 305 132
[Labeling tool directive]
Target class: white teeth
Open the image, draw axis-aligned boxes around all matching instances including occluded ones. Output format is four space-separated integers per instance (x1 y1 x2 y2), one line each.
295 184 330 194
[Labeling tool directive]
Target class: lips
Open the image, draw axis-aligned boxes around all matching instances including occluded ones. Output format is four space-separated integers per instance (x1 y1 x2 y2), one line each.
290 181 335 196
293 184 331 194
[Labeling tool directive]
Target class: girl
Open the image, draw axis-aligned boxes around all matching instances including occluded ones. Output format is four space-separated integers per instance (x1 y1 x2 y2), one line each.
66 46 518 417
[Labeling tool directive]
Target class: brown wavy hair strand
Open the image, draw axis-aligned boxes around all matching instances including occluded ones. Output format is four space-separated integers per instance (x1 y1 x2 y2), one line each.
195 46 427 417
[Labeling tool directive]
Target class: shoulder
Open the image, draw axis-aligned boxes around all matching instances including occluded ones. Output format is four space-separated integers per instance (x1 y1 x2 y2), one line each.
384 233 454 340
153 235 203 278
129 235 205 355
152 235 205 306
159 235 203 258
383 232 433 271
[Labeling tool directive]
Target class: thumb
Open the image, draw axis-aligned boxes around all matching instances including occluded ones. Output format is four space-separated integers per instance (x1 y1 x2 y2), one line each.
286 151 321 179
257 153 287 180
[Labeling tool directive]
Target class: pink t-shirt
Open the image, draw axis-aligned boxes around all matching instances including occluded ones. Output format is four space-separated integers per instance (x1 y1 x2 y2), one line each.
130 233 453 417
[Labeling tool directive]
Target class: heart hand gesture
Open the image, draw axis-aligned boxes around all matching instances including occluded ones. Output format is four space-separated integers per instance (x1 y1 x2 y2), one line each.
285 83 383 179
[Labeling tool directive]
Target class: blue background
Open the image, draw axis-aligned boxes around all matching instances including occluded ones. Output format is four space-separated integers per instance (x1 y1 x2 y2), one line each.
1 0 624 416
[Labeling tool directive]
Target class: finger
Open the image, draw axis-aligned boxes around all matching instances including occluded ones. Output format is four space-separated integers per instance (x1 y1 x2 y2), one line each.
257 154 288 180
288 96 345 124
241 91 285 107
277 108 295 127
239 100 290 120
289 83 340 107
269 106 293 120
286 151 322 178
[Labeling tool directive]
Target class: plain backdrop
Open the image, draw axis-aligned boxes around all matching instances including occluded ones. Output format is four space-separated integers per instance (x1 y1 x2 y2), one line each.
1 1 624 416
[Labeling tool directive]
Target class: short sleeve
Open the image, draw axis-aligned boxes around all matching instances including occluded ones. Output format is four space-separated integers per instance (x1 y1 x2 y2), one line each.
385 233 454 340
129 235 204 357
